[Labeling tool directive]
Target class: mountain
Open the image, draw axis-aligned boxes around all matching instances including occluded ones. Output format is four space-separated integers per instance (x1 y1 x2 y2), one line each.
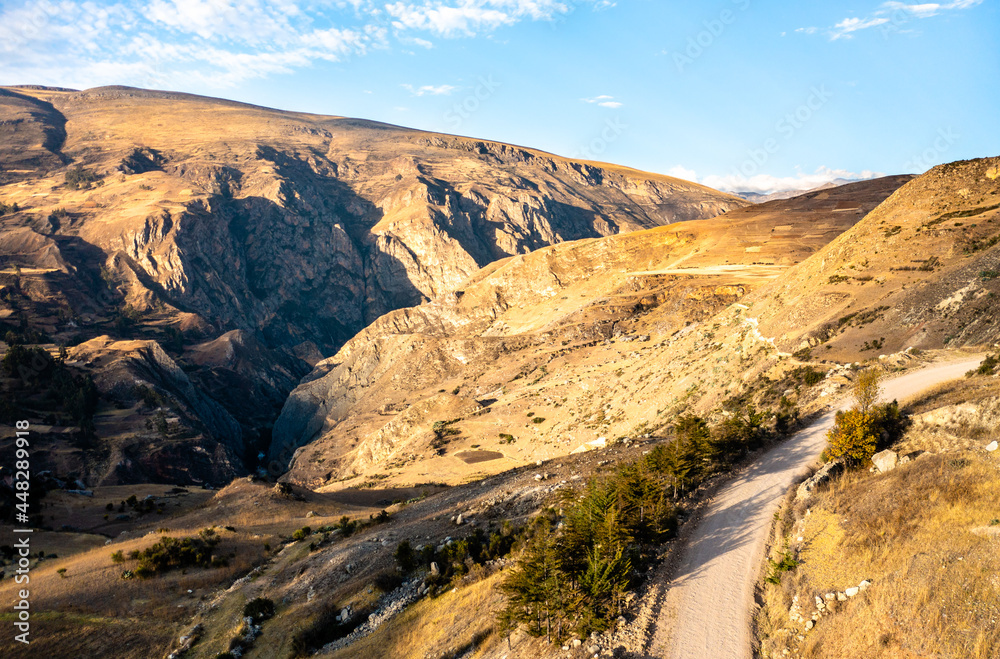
0 85 746 484
733 178 861 204
272 175 912 487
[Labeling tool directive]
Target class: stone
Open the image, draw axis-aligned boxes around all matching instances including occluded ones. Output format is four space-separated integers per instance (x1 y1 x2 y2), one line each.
572 639 582 647
805 620 814 631
340 607 350 621
306 510 318 518
845 587 859 597
430 562 440 576
796 459 845 501
837 592 847 601
987 441 998 452
872 449 898 473
455 514 464 525
858 579 871 591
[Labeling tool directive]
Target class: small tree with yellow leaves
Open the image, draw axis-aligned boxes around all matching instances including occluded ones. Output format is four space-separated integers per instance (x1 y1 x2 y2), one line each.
827 368 884 466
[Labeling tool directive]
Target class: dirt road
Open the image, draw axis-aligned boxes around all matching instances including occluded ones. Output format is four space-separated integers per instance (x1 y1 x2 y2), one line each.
646 356 984 659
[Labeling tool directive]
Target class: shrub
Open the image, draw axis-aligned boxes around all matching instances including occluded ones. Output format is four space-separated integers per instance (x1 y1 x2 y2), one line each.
110 550 125 564
394 540 416 572
336 516 356 538
827 369 905 466
65 165 103 190
243 597 275 623
765 551 800 584
372 569 403 593
127 532 225 577
531 417 546 424
291 526 311 541
968 353 998 377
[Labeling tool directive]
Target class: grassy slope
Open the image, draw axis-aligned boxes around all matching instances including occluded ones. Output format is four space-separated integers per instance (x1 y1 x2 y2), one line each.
759 375 1000 659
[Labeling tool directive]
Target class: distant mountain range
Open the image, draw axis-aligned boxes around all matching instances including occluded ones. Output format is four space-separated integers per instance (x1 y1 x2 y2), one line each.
733 178 862 203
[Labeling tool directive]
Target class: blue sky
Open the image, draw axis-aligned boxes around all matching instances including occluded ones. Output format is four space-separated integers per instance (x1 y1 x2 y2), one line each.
1 0 997 192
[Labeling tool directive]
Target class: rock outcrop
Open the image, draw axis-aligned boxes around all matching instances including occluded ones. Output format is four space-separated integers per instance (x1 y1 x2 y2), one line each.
0 84 745 482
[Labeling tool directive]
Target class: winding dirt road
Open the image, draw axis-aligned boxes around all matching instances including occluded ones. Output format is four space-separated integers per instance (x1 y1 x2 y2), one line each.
646 356 984 659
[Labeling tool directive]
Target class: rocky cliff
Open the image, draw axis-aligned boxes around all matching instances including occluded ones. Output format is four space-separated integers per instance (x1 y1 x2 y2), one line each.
272 176 913 486
0 85 745 483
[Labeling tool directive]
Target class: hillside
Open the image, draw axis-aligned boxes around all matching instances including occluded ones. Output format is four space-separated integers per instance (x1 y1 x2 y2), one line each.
274 158 999 489
272 176 912 486
0 85 745 483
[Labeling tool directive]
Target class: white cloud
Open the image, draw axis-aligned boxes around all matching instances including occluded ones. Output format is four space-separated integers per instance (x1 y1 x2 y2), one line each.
679 166 885 194
666 165 698 182
0 0 604 90
401 83 457 96
582 94 623 108
882 2 943 18
797 0 983 41
829 17 891 40
385 1 572 37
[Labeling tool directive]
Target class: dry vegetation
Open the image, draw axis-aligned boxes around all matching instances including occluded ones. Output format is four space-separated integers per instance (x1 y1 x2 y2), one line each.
759 376 1000 659
325 571 505 659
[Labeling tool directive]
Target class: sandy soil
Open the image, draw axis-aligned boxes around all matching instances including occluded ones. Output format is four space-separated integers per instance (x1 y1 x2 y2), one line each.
647 355 985 659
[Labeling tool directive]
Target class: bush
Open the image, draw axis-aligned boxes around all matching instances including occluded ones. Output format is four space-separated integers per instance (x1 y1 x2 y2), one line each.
124 531 226 577
765 551 800 584
395 540 416 572
968 353 999 377
336 516 356 538
65 165 103 190
243 597 275 623
372 569 403 593
827 369 905 466
291 526 311 541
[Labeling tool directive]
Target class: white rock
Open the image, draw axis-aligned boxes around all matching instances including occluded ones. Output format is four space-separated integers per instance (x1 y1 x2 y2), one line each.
845 587 859 597
986 441 998 452
837 592 847 601
859 579 872 591
805 620 814 630
872 449 898 473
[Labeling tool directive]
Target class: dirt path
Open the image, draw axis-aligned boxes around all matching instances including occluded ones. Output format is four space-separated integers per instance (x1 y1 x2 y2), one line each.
645 355 984 659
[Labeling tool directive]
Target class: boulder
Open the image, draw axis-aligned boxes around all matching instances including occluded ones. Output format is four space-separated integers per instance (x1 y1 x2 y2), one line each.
845 587 860 597
872 449 898 473
986 441 998 452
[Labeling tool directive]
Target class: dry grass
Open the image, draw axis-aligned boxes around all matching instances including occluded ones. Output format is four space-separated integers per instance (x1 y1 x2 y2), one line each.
0 519 272 658
324 571 505 659
760 451 1000 659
